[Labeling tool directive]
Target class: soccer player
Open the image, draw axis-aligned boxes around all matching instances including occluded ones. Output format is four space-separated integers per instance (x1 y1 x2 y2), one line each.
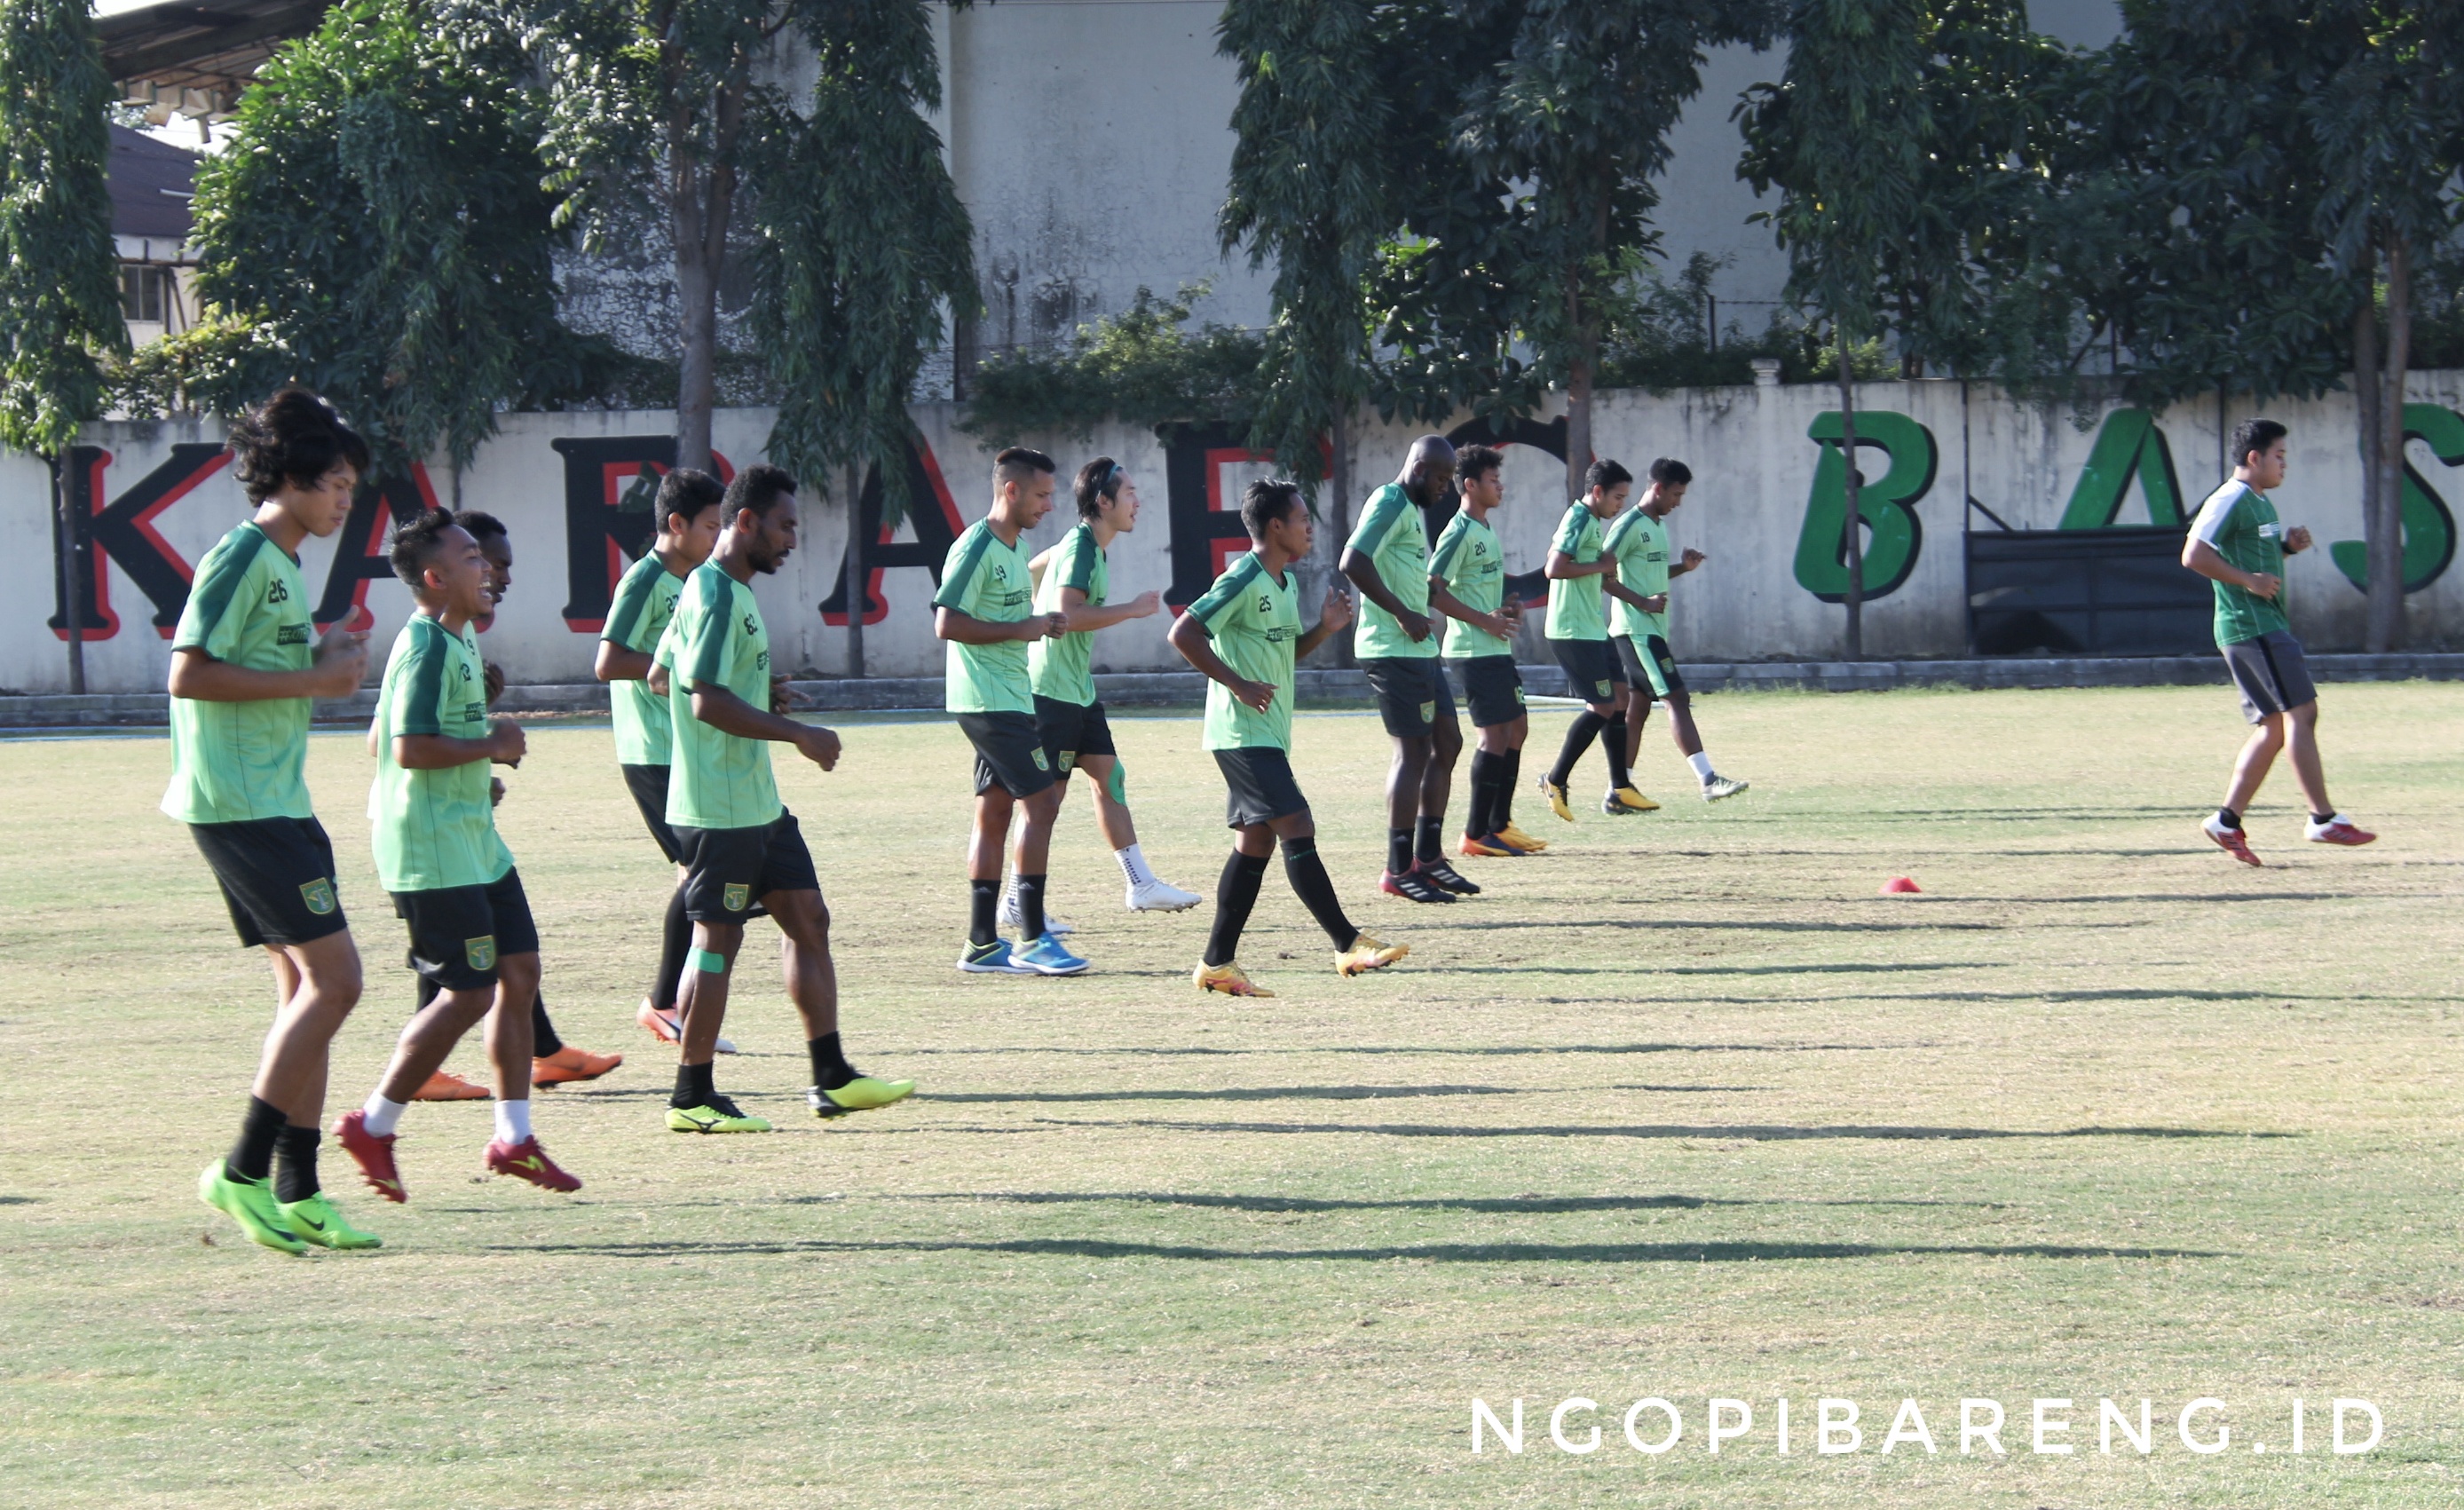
2184 418 2376 864
936 447 1086 976
1007 455 1202 926
1169 478 1408 997
1539 459 1655 819
1601 459 1748 802
1343 435 1480 902
334 509 582 1205
592 471 733 1055
652 464 912 1130
178 388 383 1253
1428 443 1544 858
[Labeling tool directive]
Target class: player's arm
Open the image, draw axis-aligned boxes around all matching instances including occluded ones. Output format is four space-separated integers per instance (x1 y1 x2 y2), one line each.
1427 575 1515 640
685 680 841 771
1338 547 1432 642
1670 548 1706 578
935 605 1063 644
168 629 367 702
1027 542 1060 582
596 640 653 682
2182 496 2281 599
1055 585 1162 632
1543 548 1614 580
1167 610 1275 713
2281 526 2312 555
1297 581 1354 660
395 721 524 771
1599 563 1651 612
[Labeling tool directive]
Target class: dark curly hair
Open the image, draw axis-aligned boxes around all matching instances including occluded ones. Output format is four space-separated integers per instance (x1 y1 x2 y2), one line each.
228 388 371 503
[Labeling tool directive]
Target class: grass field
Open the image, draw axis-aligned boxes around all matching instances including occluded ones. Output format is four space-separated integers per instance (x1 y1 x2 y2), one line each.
4 682 2461 1508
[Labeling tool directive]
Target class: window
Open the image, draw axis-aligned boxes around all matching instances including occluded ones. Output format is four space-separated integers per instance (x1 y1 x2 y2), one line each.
121 265 173 323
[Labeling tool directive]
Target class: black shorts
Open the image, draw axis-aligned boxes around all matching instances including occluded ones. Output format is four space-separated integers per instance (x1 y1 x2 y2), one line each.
1450 655 1527 729
1615 633 1686 699
2223 629 2318 723
392 867 539 992
1035 695 1117 777
1213 746 1311 828
957 709 1057 798
1548 636 1623 706
190 816 350 949
672 810 821 924
620 762 683 863
1360 655 1457 738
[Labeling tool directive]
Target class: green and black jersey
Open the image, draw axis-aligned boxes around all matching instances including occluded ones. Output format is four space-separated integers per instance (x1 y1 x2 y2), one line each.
162 521 318 825
604 552 688 765
1346 483 1435 660
657 563 781 831
934 519 1036 715
1029 523 1107 707
369 614 512 893
1544 503 1611 642
1428 510 1510 659
2188 480 2291 645
1601 507 1670 642
1187 551 1303 751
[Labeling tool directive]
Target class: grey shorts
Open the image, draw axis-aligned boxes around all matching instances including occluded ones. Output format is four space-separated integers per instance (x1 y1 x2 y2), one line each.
2222 630 2317 723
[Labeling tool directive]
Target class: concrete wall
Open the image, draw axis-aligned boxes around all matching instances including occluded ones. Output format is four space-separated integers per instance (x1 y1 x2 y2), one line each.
16 370 2464 694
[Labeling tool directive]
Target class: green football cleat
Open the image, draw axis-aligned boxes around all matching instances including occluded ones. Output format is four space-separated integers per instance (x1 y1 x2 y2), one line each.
666 1095 773 1134
198 1160 307 1254
279 1191 383 1250
807 1077 917 1119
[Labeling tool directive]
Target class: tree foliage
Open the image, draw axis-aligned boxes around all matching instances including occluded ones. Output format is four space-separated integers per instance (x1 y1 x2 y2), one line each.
959 284 1266 443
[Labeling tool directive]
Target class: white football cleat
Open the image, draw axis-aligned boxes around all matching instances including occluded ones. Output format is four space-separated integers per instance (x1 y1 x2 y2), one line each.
1125 876 1204 913
998 887 1076 937
1701 775 1749 802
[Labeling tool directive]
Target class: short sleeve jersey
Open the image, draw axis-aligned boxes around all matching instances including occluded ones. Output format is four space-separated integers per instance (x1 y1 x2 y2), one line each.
1602 508 1670 641
162 521 317 825
658 563 781 830
1028 523 1106 707
934 519 1035 714
1188 551 1301 751
2189 480 2290 645
1544 503 1610 641
369 615 513 893
1346 483 1435 660
603 552 687 765
1429 510 1510 659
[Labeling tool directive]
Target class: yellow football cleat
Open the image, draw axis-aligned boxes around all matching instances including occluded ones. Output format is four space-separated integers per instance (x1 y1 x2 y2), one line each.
1603 785 1660 814
1537 777 1575 823
1336 934 1409 976
1458 834 1513 858
1194 961 1276 998
1496 823 1549 852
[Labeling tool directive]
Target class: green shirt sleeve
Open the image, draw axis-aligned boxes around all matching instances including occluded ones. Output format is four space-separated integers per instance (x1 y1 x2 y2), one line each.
1553 505 1592 556
934 526 994 613
1429 514 1470 580
683 577 734 691
1062 531 1099 596
1347 485 1410 557
604 558 662 650
1188 557 1258 636
175 531 268 660
392 622 449 738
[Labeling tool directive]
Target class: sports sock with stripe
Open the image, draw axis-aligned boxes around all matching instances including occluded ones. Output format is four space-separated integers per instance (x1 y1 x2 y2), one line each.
672 1060 716 1110
809 1031 855 1090
968 878 999 946
1414 816 1444 866
530 995 564 1058
652 884 691 1011
1204 850 1269 967
272 1123 320 1202
1604 714 1631 789
228 1095 286 1182
1283 836 1361 951
1115 842 1156 887
1015 874 1048 941
1386 828 1413 875
1547 712 1604 788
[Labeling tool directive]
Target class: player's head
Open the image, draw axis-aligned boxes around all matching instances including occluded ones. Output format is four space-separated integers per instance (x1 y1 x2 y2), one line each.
1076 455 1141 530
454 510 510 629
1404 434 1457 502
1457 444 1504 510
1583 457 1633 515
995 447 1058 528
721 463 799 575
656 467 728 567
390 508 486 617
230 387 370 538
2231 419 2288 489
1643 457 1692 514
1242 478 1312 557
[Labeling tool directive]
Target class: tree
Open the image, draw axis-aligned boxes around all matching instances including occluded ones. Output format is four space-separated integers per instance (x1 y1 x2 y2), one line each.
1740 0 1930 657
191 0 616 483
1219 0 1392 533
1464 0 1781 501
750 0 975 678
0 0 125 693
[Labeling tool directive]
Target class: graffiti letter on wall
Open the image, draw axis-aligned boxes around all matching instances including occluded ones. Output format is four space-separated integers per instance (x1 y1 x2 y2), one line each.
553 438 733 630
49 443 232 641
1162 423 1280 608
311 470 443 631
1444 415 1567 605
819 438 965 624
2329 403 2460 594
1792 411 1936 603
2057 409 2185 529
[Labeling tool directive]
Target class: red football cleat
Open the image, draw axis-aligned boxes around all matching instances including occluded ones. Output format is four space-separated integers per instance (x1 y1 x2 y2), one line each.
2203 817 2263 867
334 1109 407 1204
2306 816 2377 847
485 1136 581 1192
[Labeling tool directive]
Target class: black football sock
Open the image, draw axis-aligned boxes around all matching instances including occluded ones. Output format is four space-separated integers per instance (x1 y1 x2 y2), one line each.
809 1032 855 1091
1547 712 1604 788
672 1060 717 1110
273 1124 321 1204
1283 836 1361 951
227 1095 285 1182
1497 748 1520 826
531 995 564 1058
2310 810 2336 826
652 885 691 1012
1465 750 1501 839
2216 807 2241 829
968 878 999 946
1414 816 1444 866
1204 850 1270 967
1016 874 1048 942
1604 714 1631 789
1385 827 1413 876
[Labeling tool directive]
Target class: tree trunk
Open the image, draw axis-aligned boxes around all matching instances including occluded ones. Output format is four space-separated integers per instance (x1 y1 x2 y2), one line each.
1329 403 1354 668
844 462 867 679
2369 230 2413 652
54 452 84 695
667 72 746 476
2352 284 2383 642
1838 325 1863 660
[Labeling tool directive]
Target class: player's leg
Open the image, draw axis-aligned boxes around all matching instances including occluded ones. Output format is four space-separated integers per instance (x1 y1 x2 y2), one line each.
1541 636 1617 821
1599 636 1649 814
1009 780 1078 962
1272 806 1409 976
1412 688 1479 895
338 957 494 1207
2282 700 2374 844
1493 709 1544 850
1196 818 1280 997
965 782 1019 962
471 871 580 1189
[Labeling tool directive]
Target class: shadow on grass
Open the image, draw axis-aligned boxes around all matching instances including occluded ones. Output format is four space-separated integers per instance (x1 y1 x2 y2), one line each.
493 1235 2218 1263
1039 1119 2294 1142
895 1042 1904 1057
1448 961 2007 977
889 1190 2000 1214
923 1085 1523 1104
1445 918 2006 934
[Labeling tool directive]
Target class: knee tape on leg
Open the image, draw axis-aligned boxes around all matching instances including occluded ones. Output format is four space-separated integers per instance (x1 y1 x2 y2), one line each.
1103 756 1128 806
692 947 728 974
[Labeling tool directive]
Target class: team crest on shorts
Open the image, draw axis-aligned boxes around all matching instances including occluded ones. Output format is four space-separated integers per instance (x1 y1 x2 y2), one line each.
1057 750 1077 773
723 882 751 913
1031 747 1050 771
298 878 336 915
464 935 497 971
1595 680 1613 700
1514 687 1528 705
1418 700 1436 723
